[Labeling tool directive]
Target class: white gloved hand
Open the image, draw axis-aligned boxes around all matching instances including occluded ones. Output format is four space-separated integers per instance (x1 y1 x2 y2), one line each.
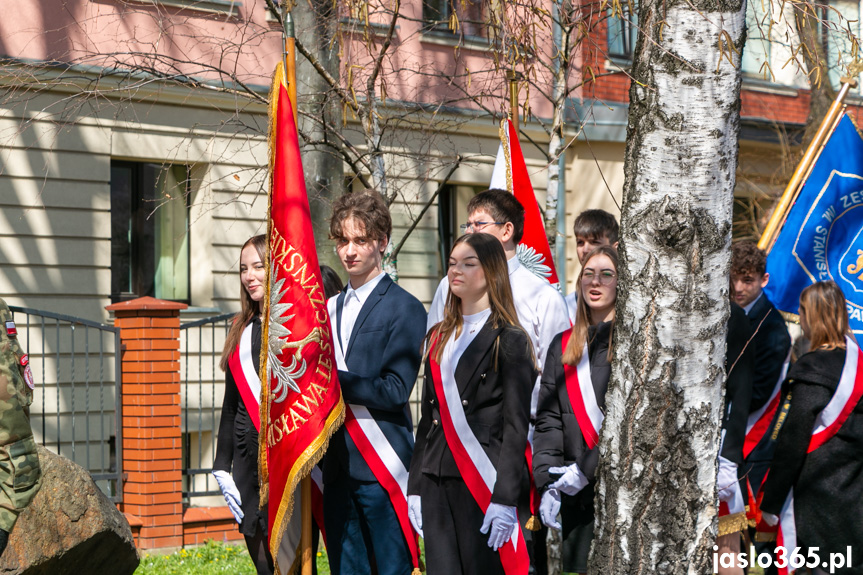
549 464 589 496
762 512 779 527
213 470 244 524
717 456 738 503
479 503 518 551
539 488 561 531
407 494 424 538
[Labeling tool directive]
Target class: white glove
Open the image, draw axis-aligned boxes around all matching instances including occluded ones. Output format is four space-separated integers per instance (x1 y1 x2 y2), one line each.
762 512 779 527
479 503 518 551
213 470 244 524
716 456 738 503
549 464 589 496
539 489 561 530
407 494 424 538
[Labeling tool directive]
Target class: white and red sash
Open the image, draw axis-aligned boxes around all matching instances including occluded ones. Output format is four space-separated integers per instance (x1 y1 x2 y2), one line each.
227 322 262 432
743 352 791 459
560 331 603 449
775 336 863 574
328 298 421 571
428 335 530 575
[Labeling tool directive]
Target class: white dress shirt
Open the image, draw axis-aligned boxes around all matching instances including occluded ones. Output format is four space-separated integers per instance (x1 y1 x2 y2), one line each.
340 271 387 353
428 256 570 416
446 309 492 373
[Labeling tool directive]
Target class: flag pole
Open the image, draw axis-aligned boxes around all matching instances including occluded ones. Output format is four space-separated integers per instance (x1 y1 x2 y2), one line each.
508 70 520 132
282 4 312 575
757 77 857 253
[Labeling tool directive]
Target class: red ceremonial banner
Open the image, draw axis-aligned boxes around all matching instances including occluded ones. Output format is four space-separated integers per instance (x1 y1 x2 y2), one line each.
260 62 345 575
492 119 560 286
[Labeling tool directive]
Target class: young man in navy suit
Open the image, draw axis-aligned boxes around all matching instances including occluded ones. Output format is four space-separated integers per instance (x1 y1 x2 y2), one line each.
324 190 427 575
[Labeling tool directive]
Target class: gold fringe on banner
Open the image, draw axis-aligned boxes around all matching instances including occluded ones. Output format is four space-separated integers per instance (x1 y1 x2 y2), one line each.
718 512 750 537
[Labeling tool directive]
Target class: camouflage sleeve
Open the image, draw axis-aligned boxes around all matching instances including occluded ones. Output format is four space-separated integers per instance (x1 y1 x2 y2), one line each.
0 299 42 532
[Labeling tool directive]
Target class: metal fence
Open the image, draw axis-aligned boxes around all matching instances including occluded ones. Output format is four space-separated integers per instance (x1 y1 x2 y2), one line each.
8 306 123 502
179 313 234 503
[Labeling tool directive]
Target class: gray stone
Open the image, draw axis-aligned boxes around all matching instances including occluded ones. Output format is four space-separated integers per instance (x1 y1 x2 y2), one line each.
0 445 139 574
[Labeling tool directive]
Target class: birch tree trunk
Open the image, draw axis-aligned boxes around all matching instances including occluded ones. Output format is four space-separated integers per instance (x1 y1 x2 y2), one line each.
589 0 745 571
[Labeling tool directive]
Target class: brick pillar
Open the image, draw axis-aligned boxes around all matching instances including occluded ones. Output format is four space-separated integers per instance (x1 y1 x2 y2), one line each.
106 296 187 550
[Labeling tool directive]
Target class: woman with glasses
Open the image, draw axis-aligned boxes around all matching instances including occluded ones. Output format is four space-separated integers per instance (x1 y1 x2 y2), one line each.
407 232 536 575
533 245 618 575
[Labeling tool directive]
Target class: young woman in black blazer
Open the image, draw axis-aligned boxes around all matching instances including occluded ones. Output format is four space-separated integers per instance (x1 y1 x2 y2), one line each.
407 233 536 575
212 234 274 575
759 281 863 573
533 245 618 575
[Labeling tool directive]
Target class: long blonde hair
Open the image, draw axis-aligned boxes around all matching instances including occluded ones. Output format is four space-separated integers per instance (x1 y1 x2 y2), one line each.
426 234 533 365
563 245 618 366
799 281 849 351
220 234 267 371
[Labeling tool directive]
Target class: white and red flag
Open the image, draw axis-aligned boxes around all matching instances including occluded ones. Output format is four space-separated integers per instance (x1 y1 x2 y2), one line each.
491 118 560 287
259 62 345 575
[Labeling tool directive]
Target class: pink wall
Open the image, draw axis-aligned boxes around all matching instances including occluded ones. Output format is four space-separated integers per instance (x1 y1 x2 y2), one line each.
1 0 565 119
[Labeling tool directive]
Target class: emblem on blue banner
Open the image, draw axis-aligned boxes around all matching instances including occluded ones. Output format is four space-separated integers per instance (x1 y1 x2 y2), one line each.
765 114 863 333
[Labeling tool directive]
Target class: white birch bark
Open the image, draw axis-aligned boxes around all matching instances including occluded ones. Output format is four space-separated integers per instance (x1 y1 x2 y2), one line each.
590 0 746 571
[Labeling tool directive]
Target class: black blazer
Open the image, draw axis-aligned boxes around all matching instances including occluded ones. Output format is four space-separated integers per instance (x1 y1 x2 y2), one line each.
213 317 265 536
324 274 427 483
408 321 535 507
760 347 863 563
721 304 754 466
747 294 792 413
532 322 611 498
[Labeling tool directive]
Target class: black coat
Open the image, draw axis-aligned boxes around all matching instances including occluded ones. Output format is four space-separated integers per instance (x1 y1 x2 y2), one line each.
747 294 792 414
721 304 754 466
760 347 863 572
213 317 265 537
532 321 612 513
408 321 535 507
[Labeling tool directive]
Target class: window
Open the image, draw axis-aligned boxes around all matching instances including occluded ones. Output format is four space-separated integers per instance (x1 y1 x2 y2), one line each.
741 0 772 78
437 184 483 273
423 0 486 38
110 161 191 303
826 0 859 90
607 1 638 61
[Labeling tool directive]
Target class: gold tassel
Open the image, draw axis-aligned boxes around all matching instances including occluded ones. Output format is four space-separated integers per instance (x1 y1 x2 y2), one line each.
718 512 749 536
754 531 778 543
412 569 423 575
524 515 541 531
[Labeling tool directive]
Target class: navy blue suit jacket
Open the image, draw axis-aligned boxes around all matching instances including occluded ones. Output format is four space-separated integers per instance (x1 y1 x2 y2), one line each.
323 273 427 483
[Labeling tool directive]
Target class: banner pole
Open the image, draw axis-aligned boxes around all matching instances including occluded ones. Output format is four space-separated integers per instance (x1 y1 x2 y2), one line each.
508 70 519 132
283 11 298 127
757 77 856 253
301 477 313 575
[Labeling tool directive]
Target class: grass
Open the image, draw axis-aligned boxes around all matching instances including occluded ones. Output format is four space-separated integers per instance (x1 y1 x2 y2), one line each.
134 540 331 575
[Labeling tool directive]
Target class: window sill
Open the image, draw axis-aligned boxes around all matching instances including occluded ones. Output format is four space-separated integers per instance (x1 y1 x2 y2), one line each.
741 77 800 97
125 0 241 16
339 18 398 36
420 30 495 52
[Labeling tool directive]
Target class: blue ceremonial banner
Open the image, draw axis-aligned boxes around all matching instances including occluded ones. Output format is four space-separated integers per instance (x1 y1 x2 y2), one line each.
765 114 863 334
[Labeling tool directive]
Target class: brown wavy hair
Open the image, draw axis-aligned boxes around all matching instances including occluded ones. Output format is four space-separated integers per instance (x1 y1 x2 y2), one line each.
563 245 618 366
426 233 533 365
220 234 267 371
799 281 849 351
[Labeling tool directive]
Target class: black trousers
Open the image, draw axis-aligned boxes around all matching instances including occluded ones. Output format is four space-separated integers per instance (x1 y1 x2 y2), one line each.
421 474 508 575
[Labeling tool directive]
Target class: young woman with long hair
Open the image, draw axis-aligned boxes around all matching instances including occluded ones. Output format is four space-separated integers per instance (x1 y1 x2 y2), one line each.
406 233 536 575
213 234 274 575
759 281 863 573
533 244 618 575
